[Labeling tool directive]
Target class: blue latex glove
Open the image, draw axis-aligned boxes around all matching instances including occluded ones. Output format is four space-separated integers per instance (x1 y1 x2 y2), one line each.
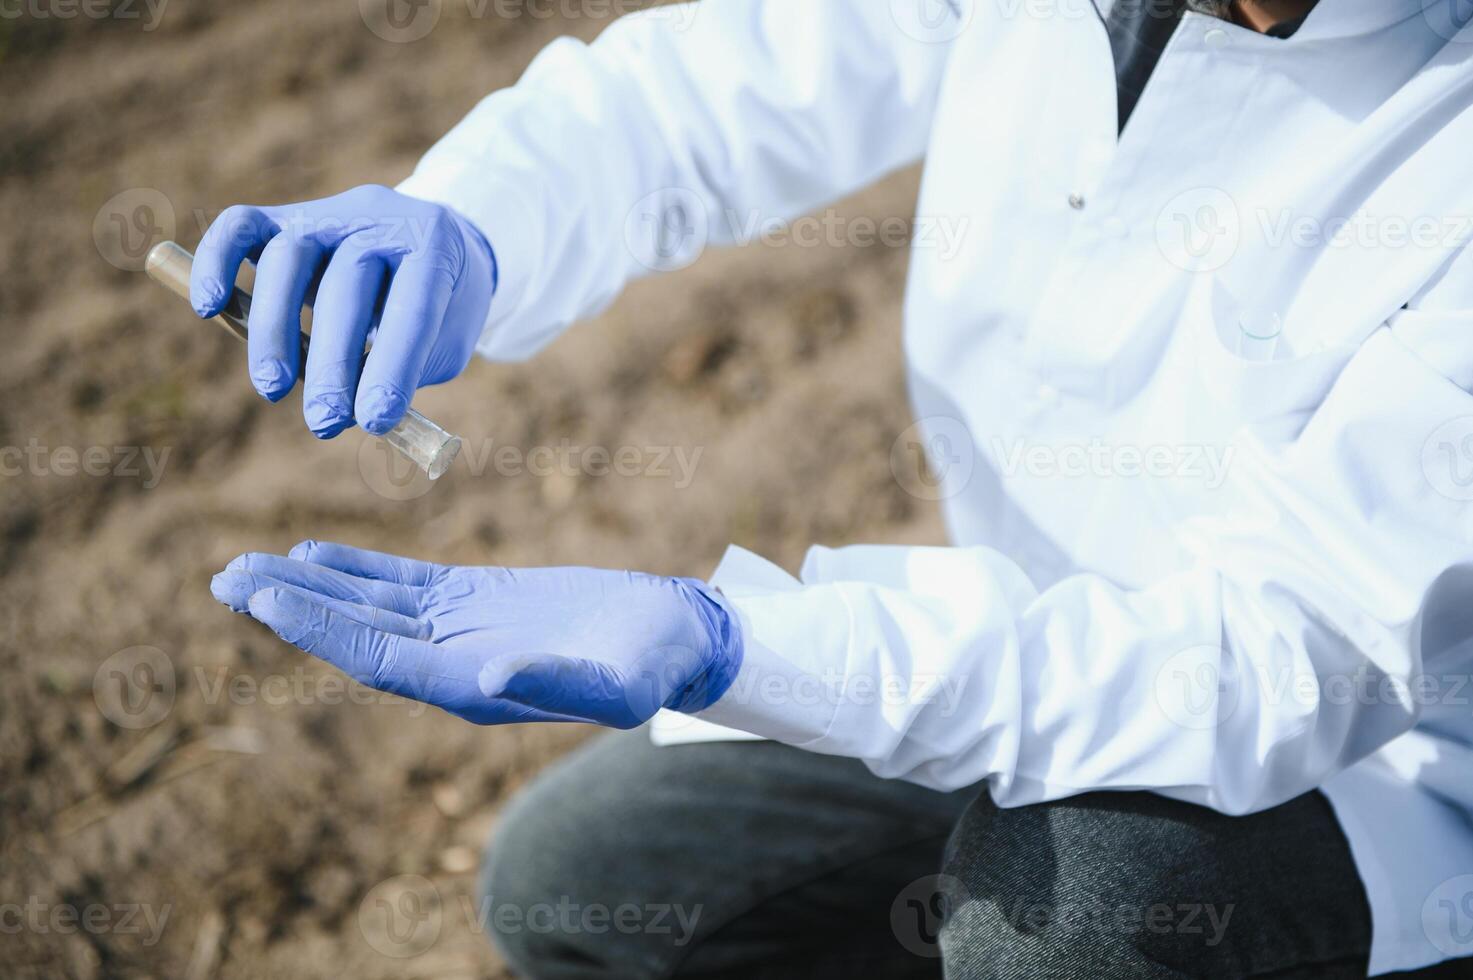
191 185 496 437
209 541 744 728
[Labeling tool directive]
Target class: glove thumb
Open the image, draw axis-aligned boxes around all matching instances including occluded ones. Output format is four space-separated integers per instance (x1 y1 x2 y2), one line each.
478 653 683 730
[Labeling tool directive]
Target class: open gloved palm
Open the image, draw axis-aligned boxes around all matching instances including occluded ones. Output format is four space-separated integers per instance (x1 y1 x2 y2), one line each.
210 541 742 728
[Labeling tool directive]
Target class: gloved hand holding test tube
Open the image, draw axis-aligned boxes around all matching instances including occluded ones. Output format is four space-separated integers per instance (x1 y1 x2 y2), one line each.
145 185 500 481
146 241 463 479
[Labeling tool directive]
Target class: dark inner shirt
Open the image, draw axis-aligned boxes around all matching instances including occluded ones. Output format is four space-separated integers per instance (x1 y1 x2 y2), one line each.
1105 1 1315 133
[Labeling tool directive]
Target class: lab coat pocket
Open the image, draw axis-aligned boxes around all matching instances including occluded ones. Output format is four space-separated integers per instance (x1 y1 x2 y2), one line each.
1387 308 1473 395
1188 276 1354 426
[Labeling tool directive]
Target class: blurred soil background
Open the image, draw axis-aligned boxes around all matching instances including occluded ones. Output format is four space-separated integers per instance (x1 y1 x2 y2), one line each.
0 1 943 976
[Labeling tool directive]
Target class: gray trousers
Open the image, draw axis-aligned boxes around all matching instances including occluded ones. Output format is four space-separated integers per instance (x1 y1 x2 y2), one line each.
477 731 1449 979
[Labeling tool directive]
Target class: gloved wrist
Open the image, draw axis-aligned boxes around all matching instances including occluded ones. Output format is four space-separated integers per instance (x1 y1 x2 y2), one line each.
666 578 744 714
448 205 498 300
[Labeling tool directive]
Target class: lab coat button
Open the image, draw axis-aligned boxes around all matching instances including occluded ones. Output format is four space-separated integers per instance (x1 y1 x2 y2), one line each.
1204 27 1231 49
1068 193 1086 210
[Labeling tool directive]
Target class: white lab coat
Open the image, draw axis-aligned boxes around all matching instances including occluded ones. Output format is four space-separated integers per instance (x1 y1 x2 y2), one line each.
398 1 1473 971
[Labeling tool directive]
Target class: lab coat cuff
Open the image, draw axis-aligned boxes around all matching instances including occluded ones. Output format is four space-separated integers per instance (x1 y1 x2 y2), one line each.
687 546 851 747
396 165 544 361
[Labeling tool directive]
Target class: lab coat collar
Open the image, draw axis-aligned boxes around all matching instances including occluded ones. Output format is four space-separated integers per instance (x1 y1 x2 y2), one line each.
1286 0 1445 42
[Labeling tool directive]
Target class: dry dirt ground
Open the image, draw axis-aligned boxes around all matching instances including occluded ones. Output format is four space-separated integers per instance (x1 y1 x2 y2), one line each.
0 2 945 976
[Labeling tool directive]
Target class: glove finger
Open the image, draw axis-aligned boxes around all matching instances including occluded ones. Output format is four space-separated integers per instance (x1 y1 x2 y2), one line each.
247 586 440 697
479 656 657 730
226 552 422 616
247 234 325 401
211 569 429 639
191 204 278 318
302 235 388 438
355 250 455 434
451 697 593 727
288 539 442 587
247 588 566 724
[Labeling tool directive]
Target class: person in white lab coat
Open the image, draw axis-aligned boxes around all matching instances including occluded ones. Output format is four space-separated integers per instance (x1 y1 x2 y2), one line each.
202 0 1473 975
